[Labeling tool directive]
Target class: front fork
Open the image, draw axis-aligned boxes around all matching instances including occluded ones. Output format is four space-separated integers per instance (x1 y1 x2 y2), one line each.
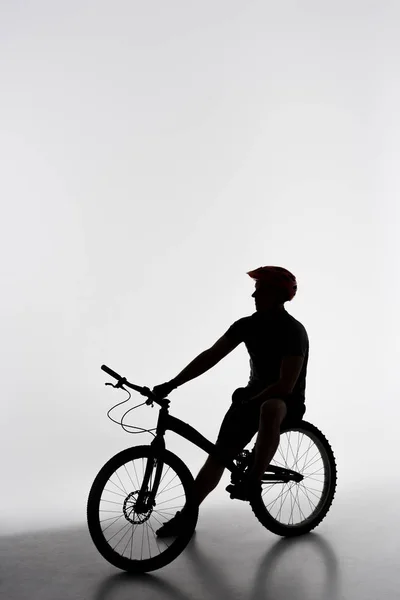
135 436 165 513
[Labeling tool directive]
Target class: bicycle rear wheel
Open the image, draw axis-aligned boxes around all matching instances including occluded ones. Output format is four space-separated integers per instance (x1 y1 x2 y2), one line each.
87 445 198 573
250 420 337 536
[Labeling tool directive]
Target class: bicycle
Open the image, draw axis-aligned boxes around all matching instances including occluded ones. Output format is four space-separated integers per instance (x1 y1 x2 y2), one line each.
87 365 337 574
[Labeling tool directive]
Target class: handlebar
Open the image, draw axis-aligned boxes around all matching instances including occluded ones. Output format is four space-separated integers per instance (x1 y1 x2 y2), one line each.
101 364 168 407
101 365 122 381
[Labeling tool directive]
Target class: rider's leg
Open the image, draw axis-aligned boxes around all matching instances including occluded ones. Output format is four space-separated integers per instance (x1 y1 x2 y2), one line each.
192 445 240 506
189 389 257 507
192 456 225 506
247 398 287 481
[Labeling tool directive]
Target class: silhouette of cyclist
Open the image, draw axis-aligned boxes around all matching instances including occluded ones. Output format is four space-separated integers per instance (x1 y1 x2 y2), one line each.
152 266 309 537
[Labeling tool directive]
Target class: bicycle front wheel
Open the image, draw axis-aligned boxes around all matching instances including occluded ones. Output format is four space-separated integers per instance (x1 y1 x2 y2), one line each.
87 445 198 573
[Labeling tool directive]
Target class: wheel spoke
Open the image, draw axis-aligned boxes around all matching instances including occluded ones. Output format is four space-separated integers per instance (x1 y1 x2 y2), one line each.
107 520 132 545
140 519 144 560
115 470 129 495
157 465 172 488
103 488 126 499
156 493 185 506
156 481 183 496
303 463 324 476
157 473 180 496
154 504 186 511
298 482 318 510
146 518 163 554
301 453 323 472
100 499 124 506
123 462 136 490
132 460 140 489
101 513 124 532
303 474 325 484
106 477 129 497
145 521 152 559
122 526 134 557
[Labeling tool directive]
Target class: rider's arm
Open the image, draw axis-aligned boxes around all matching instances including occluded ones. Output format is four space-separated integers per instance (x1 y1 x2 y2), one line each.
259 322 308 399
250 356 305 401
250 321 308 402
170 334 241 389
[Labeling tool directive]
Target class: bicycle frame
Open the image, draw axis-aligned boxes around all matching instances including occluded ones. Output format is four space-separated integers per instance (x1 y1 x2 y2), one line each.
136 402 302 510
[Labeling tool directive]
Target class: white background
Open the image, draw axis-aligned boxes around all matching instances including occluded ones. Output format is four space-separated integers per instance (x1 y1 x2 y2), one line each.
1 0 399 535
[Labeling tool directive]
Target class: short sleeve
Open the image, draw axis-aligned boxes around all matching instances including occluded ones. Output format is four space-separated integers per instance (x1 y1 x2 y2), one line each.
224 317 249 344
283 322 309 357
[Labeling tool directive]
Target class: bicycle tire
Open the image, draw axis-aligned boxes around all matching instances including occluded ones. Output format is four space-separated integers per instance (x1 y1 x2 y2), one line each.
87 445 198 573
249 420 337 537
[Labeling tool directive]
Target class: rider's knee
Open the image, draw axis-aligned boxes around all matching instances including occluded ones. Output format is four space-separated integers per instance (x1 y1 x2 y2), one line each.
210 444 242 468
260 398 287 422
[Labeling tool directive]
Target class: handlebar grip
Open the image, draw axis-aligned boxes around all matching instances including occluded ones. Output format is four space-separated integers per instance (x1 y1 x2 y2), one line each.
101 365 122 380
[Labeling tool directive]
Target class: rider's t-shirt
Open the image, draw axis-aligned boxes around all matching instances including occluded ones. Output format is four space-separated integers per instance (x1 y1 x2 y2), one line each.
224 308 309 403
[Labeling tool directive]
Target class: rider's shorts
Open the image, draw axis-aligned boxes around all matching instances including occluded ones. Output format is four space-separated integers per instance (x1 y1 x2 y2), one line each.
215 386 306 457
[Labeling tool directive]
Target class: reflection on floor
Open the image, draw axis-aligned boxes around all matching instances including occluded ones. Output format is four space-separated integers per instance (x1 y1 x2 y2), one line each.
0 490 398 600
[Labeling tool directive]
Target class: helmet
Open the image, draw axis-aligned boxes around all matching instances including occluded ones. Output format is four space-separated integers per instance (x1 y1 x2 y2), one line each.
247 266 297 302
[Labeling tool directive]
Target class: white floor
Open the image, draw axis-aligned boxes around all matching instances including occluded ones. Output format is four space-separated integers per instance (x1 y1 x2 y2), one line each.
0 485 398 600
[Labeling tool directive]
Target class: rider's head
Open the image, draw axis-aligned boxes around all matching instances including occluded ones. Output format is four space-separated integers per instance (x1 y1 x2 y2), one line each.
247 266 297 312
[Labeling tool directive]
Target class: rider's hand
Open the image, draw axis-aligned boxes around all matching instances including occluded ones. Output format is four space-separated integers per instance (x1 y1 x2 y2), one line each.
151 380 177 399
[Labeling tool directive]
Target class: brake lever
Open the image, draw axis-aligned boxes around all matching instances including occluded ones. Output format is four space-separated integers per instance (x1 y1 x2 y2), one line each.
105 378 127 389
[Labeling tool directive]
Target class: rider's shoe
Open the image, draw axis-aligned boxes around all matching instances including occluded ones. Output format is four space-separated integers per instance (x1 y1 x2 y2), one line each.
155 508 193 538
226 475 262 501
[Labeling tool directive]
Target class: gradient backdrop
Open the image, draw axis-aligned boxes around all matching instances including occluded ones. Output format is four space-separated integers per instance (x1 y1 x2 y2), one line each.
1 1 398 535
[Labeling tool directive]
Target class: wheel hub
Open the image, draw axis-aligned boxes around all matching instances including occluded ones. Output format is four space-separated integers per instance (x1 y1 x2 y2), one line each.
123 491 153 524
